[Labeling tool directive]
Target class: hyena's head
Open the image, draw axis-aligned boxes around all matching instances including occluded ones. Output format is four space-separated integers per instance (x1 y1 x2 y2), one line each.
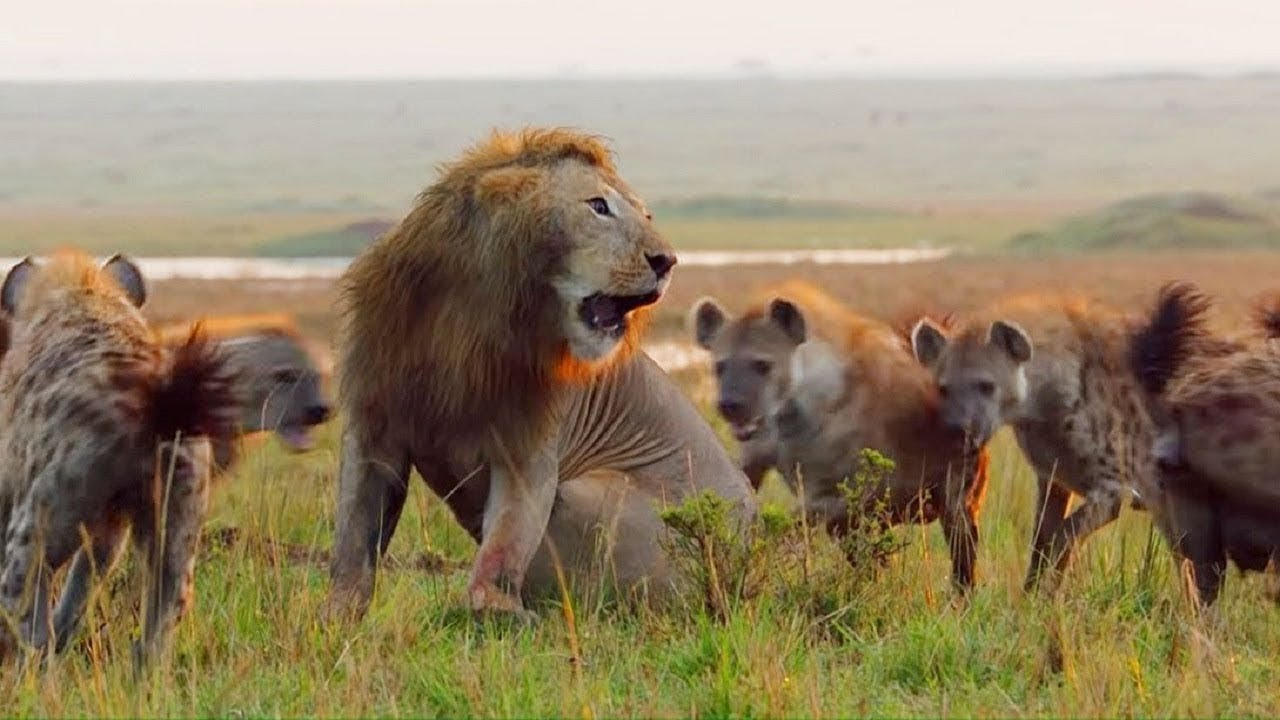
690 296 808 443
911 317 1032 447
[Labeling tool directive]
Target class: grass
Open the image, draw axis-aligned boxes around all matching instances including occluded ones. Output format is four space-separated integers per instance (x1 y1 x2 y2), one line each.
6 251 1280 716
1010 192 1280 252
5 415 1280 717
0 206 1038 257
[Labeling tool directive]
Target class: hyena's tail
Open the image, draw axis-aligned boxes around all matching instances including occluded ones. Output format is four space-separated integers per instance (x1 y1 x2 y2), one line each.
1252 292 1280 340
151 323 240 448
1129 281 1212 397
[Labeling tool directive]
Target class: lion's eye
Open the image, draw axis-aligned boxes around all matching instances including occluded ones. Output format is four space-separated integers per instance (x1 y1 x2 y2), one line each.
938 383 950 398
713 360 727 377
976 380 996 397
751 360 773 375
586 197 612 217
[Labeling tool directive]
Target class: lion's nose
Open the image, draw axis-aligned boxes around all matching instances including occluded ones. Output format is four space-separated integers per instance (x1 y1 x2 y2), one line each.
646 252 677 280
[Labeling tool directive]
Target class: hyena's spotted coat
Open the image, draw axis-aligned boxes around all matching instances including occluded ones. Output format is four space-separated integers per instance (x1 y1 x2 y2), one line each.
0 251 238 665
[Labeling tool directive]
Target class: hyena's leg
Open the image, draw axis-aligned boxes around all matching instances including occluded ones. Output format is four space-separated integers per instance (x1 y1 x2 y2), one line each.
133 438 212 667
942 491 977 594
1023 472 1072 591
740 440 777 493
1037 486 1123 594
52 518 128 653
327 424 410 620
1 491 83 653
1160 470 1226 608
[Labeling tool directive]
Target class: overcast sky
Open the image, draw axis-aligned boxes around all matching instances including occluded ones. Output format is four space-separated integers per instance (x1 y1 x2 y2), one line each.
5 0 1280 80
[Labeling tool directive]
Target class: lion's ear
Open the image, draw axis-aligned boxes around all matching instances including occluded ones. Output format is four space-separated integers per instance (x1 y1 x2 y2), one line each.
475 167 543 205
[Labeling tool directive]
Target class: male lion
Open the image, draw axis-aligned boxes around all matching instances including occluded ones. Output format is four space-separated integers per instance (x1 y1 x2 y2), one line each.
330 128 755 618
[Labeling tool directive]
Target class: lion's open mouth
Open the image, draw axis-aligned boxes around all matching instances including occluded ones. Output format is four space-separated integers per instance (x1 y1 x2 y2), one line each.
579 291 661 337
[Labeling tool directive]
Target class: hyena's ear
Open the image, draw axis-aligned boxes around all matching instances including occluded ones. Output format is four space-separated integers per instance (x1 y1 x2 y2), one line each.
989 319 1033 363
691 297 728 350
102 254 147 307
910 318 948 366
1 257 39 315
768 298 807 345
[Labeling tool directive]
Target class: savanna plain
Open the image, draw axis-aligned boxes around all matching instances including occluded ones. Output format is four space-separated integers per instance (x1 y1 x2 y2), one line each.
4 77 1280 717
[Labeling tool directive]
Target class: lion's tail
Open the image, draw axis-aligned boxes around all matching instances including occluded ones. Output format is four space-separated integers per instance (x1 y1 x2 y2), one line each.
1129 282 1212 397
151 323 240 449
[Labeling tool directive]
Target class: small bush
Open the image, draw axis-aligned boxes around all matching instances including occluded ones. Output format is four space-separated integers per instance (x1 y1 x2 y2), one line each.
660 493 795 622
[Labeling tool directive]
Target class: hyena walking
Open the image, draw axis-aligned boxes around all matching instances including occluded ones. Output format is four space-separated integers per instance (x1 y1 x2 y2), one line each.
0 251 237 664
911 295 1155 593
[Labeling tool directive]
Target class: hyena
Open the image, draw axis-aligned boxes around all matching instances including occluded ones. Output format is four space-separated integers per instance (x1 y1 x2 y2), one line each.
1130 283 1280 606
691 280 882 489
157 314 331 468
0 251 237 664
763 304 989 590
911 295 1156 593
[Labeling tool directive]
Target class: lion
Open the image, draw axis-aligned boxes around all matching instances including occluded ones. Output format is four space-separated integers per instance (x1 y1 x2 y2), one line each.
690 280 878 489
328 128 755 618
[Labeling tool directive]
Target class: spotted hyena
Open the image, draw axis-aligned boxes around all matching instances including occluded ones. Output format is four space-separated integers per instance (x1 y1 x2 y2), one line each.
157 315 331 468
911 295 1156 593
1130 283 1280 606
0 251 237 664
691 280 880 489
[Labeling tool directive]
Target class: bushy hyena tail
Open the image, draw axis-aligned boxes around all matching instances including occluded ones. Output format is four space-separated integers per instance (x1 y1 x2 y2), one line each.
1129 282 1212 397
151 324 240 446
1253 293 1280 340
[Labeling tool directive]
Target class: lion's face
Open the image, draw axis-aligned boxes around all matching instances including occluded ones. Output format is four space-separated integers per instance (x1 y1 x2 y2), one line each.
547 161 676 362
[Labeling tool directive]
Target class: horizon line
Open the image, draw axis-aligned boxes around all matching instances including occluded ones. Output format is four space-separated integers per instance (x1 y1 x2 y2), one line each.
3 63 1280 85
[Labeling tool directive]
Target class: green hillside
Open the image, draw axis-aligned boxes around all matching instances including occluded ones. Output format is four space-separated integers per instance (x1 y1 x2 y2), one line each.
1009 192 1280 252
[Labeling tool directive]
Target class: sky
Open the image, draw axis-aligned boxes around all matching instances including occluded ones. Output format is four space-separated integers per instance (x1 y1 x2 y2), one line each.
5 0 1280 80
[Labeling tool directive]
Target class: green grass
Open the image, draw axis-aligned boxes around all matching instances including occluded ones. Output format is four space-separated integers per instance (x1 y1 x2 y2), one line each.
1010 192 1280 252
6 412 1280 717
0 208 1037 257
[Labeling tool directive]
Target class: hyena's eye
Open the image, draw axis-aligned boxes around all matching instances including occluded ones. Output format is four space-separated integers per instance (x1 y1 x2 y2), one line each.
273 369 301 385
713 360 728 377
976 380 996 397
751 359 773 375
938 383 950 398
586 197 612 217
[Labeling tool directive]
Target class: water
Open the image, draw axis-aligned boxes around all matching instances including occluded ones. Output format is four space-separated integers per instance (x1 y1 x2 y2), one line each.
0 248 950 281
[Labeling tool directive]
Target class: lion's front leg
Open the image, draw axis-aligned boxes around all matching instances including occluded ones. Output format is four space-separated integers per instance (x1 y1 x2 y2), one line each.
327 424 410 621
470 440 559 617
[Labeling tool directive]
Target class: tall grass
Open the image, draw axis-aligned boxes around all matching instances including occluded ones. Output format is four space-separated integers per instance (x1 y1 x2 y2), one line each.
5 411 1280 717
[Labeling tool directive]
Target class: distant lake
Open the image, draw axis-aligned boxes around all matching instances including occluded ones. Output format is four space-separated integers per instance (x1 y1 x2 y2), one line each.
0 248 950 281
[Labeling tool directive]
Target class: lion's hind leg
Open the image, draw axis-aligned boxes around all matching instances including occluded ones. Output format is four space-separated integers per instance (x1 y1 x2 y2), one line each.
525 470 671 610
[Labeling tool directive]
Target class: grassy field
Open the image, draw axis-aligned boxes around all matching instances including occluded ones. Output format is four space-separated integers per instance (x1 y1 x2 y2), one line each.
6 251 1280 717
4 76 1280 256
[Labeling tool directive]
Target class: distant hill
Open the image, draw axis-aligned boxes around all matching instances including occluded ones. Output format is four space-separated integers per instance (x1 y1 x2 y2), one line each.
651 196 894 221
256 219 394 257
1008 192 1280 252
